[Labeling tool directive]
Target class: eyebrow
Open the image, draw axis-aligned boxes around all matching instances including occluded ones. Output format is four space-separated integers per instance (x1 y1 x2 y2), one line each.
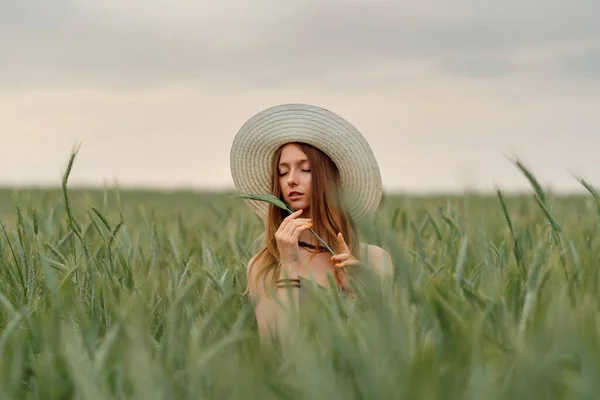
278 159 309 168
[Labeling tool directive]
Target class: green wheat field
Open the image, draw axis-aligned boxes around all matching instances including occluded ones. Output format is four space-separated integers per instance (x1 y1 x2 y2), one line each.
1 153 599 399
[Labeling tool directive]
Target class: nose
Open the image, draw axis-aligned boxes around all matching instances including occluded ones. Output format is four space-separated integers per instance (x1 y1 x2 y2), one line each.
287 169 299 186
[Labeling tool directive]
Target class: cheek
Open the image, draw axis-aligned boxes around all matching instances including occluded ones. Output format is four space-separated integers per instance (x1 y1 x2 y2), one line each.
304 176 312 196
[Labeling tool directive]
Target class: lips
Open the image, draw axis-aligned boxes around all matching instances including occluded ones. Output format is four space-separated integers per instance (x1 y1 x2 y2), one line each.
288 191 303 197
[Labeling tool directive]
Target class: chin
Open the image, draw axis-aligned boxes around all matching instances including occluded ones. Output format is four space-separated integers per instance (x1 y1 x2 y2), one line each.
297 202 310 211
287 199 309 211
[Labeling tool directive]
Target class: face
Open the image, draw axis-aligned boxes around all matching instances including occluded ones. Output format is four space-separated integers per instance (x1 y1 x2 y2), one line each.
277 143 312 211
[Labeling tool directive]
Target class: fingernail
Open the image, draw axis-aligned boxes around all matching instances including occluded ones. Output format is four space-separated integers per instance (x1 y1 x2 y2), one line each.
305 223 312 227
335 263 341 268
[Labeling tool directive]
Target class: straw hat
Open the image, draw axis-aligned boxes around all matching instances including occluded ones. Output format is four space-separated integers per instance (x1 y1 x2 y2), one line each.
229 103 382 222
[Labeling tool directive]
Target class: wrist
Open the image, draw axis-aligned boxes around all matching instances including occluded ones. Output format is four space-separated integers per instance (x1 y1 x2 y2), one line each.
279 267 299 279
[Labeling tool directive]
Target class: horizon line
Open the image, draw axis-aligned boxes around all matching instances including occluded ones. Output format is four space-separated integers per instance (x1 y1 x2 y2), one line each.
0 182 595 197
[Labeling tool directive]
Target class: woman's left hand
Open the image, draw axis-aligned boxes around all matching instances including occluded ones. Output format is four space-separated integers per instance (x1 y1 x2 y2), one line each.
331 232 361 290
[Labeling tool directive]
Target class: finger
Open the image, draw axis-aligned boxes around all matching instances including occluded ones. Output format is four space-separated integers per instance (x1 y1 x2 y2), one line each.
284 209 303 221
334 259 361 268
337 232 350 253
330 253 351 262
278 209 304 232
284 218 311 229
291 221 313 239
284 218 311 236
283 220 311 239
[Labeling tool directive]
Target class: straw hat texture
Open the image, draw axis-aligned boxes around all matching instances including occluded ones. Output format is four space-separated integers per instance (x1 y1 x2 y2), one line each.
229 103 382 222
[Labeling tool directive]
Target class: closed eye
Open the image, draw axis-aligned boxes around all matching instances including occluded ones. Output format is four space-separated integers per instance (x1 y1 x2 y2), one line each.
278 169 309 176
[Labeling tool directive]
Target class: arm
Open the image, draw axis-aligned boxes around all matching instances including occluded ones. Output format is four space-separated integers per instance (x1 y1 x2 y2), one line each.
246 209 311 347
246 257 301 348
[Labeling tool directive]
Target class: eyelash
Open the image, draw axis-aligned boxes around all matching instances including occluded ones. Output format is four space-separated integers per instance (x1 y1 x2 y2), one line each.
279 169 311 176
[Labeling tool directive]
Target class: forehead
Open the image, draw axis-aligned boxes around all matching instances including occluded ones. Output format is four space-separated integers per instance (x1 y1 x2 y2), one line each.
278 144 309 164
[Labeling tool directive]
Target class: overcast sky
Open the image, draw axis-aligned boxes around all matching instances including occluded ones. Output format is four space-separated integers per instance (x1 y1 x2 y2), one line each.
1 0 599 193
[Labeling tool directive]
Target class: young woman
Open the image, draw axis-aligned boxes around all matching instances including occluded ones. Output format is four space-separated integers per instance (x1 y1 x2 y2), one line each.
230 103 393 346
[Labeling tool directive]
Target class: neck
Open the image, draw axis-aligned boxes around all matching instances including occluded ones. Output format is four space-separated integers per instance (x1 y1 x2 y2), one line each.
298 227 320 246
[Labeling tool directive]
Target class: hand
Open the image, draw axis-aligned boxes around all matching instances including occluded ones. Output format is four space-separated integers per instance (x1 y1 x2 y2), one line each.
331 232 362 291
275 209 312 276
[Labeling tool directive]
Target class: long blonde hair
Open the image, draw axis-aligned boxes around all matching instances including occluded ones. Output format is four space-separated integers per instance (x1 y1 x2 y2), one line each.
245 142 359 294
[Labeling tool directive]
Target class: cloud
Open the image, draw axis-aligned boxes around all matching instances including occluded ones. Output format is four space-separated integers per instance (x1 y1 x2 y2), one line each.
558 46 600 78
1 0 599 89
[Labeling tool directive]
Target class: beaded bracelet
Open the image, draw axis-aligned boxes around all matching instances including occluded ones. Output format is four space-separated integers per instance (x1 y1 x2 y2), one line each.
276 277 301 288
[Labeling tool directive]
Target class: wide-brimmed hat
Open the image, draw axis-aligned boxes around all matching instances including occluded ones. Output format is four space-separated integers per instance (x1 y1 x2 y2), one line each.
229 103 382 222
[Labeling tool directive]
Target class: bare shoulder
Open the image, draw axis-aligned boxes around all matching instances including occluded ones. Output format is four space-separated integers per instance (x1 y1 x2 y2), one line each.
358 243 393 277
246 253 260 271
245 253 266 298
245 252 277 299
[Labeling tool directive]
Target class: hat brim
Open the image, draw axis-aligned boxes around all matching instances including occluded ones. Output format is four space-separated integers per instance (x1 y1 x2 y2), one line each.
229 104 382 222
